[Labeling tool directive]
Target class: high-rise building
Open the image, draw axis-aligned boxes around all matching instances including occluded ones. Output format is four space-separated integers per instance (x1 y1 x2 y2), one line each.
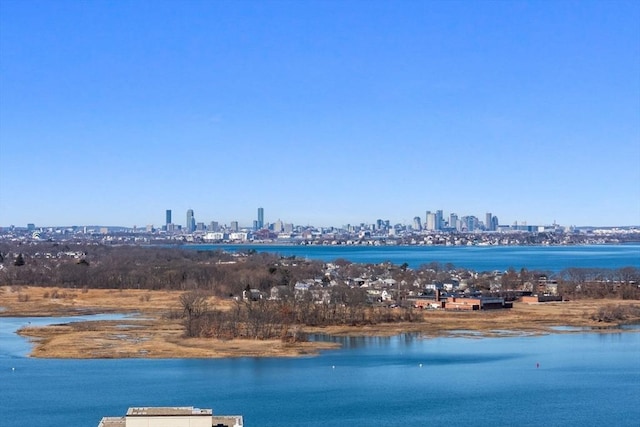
413 216 422 231
186 209 195 233
450 213 459 231
230 221 239 232
485 213 493 231
166 210 172 225
464 216 477 232
257 207 264 229
436 210 444 231
426 212 436 231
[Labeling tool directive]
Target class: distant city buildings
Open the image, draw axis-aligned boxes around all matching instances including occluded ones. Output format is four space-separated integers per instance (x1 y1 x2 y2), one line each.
257 207 264 229
12 206 629 245
413 216 422 231
186 209 195 233
453 214 461 231
426 211 436 231
2 217 637 247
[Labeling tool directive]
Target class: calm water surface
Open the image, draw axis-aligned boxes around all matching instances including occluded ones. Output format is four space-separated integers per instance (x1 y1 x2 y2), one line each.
1 316 638 427
187 244 640 271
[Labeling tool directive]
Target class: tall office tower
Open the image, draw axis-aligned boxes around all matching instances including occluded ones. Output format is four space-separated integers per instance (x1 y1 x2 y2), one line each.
492 216 499 231
166 210 172 225
450 213 458 231
466 216 477 232
485 213 493 231
230 221 239 232
435 210 444 230
257 207 264 229
426 212 436 231
186 209 195 233
413 216 422 231
273 219 283 233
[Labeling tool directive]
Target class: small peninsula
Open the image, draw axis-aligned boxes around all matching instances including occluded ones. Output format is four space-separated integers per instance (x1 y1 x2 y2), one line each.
2 286 639 359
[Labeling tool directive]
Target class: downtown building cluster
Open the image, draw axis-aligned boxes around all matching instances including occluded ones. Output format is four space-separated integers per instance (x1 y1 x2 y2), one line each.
7 208 639 246
155 207 567 244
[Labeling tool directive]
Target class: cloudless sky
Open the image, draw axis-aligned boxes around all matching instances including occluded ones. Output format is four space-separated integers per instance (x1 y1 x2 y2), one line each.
1 0 639 228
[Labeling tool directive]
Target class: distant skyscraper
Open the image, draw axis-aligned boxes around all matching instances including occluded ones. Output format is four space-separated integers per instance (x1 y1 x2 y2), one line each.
450 213 458 231
230 221 239 232
166 210 172 225
435 210 444 231
426 212 436 231
257 207 264 229
486 213 493 231
413 216 422 231
465 216 477 232
186 209 195 233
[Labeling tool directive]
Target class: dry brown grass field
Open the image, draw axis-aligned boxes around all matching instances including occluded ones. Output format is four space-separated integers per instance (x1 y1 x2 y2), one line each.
1 286 638 358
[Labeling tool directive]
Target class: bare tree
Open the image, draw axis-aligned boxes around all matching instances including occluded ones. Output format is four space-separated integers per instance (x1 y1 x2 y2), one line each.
180 291 209 337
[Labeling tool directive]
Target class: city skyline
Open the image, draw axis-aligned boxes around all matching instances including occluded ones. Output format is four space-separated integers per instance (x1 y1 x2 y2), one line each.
1 1 639 227
3 205 635 231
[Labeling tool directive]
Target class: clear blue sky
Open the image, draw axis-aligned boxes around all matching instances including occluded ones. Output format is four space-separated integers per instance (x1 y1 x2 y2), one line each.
1 0 639 228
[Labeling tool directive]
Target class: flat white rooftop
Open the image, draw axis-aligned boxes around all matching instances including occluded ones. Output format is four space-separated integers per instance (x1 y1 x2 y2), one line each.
127 406 212 416
98 406 243 427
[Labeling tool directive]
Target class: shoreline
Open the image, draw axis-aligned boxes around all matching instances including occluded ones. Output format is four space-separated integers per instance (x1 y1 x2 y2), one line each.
2 286 639 359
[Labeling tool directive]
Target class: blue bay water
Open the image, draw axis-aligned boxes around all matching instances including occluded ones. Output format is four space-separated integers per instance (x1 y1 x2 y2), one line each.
2 245 639 426
1 316 639 427
186 243 640 271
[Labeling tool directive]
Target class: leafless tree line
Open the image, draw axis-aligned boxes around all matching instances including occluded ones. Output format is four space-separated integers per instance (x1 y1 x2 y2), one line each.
180 288 420 340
